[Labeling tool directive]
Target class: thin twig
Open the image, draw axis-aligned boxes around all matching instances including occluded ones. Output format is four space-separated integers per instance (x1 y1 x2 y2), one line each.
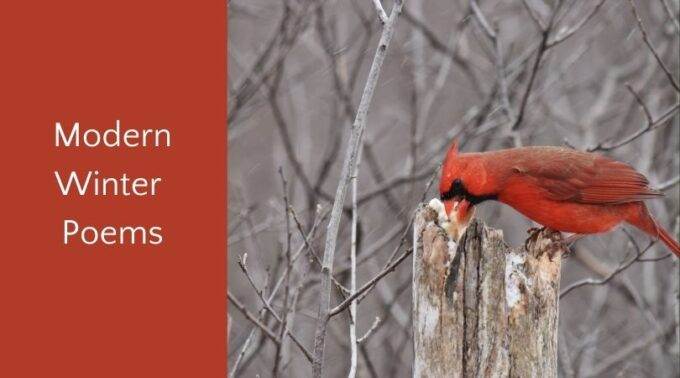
289 207 350 295
547 0 608 48
228 291 281 342
339 167 439 311
511 27 550 131
229 208 327 377
588 103 679 151
470 0 496 40
329 246 413 317
511 0 565 132
560 241 654 298
637 253 673 262
625 84 653 123
357 169 434 205
489 22 522 146
657 175 680 191
273 168 293 375
357 317 382 344
586 321 679 377
627 0 680 92
237 255 315 363
521 0 547 31
401 7 485 98
659 0 680 34
348 135 362 378
371 0 388 24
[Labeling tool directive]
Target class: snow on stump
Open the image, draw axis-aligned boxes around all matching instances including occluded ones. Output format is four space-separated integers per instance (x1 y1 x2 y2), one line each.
412 203 564 377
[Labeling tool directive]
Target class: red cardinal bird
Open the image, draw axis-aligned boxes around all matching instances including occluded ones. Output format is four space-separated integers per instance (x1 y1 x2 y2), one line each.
439 142 680 256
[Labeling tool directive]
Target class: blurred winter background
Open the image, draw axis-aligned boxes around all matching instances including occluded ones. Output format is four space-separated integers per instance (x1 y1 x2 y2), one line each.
228 0 680 376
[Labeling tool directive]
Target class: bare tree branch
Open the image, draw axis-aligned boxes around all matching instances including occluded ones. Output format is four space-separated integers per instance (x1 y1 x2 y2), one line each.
470 0 496 40
348 137 362 378
547 0 608 48
357 316 382 344
588 103 679 151
237 254 314 363
627 0 680 92
228 291 281 343
521 0 547 31
229 208 327 377
312 3 403 376
586 321 679 377
561 240 654 298
371 0 388 24
329 246 413 317
659 0 680 34
658 175 680 191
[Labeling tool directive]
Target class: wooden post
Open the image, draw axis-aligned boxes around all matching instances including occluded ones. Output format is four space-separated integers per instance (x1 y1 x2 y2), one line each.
413 204 564 377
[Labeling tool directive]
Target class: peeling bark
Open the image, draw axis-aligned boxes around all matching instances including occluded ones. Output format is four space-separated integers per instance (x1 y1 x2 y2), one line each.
413 204 564 378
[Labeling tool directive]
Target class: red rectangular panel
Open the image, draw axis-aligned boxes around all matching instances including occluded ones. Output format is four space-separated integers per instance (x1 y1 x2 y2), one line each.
0 1 227 376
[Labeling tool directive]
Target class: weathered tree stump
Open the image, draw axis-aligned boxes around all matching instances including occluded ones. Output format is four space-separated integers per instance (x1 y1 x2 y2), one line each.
412 204 565 378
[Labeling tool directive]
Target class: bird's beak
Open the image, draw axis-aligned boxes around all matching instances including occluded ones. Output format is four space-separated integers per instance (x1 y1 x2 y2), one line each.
444 197 473 223
443 199 455 219
454 199 474 224
441 198 475 242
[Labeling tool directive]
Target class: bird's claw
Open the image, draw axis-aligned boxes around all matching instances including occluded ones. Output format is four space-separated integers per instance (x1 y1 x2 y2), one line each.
546 238 568 261
524 226 546 250
525 227 569 260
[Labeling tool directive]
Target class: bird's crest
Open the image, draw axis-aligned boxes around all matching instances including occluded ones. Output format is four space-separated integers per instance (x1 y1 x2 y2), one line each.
446 138 458 160
443 138 459 169
440 139 460 190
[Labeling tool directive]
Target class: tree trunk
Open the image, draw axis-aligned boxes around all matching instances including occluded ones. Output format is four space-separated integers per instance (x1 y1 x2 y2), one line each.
412 204 564 378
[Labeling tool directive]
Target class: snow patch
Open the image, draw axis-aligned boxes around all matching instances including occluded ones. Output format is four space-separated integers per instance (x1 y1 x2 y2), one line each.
418 299 440 336
446 239 458 265
505 252 528 309
427 198 448 225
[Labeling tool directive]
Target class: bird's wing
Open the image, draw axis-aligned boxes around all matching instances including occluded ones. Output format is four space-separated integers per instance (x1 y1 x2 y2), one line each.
512 150 662 205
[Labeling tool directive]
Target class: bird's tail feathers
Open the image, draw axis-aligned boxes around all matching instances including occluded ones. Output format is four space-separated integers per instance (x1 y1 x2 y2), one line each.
656 224 680 257
628 205 680 257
